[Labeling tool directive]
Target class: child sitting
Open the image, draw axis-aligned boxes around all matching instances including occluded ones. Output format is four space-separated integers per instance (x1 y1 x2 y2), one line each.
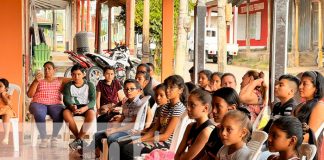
272 74 299 117
96 66 124 114
216 110 252 160
267 116 303 160
62 64 96 150
203 87 241 160
79 79 145 158
0 78 15 145
198 70 213 93
264 74 299 132
175 88 214 160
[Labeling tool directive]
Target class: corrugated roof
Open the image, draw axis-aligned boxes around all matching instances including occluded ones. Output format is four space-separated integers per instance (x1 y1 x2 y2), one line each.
34 0 70 10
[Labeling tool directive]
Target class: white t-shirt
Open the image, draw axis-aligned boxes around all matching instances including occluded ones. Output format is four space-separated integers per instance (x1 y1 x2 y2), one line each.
216 143 251 160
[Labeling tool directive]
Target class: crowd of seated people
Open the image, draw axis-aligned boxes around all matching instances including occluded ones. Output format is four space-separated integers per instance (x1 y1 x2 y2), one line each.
1 61 322 160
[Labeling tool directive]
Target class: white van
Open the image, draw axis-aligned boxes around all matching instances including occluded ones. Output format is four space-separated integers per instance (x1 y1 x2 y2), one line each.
188 28 238 64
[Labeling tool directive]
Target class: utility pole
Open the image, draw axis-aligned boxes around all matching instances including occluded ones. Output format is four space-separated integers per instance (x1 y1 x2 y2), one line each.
217 0 227 72
142 0 150 63
175 0 188 75
270 0 289 102
193 0 206 84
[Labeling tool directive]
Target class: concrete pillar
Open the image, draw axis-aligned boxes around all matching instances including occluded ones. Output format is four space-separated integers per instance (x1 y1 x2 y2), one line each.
162 0 174 81
217 0 227 73
142 0 150 63
126 0 135 55
108 7 112 50
86 0 90 32
194 0 206 84
175 0 188 75
270 0 289 102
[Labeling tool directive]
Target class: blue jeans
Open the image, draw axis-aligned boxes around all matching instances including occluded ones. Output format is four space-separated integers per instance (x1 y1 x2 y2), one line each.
92 130 129 151
29 102 64 139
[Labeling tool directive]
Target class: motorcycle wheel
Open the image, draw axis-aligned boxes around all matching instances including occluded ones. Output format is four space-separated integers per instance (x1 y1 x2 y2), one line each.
64 66 73 78
86 66 103 86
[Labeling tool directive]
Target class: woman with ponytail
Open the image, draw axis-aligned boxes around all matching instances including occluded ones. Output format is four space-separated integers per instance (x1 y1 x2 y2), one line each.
239 70 268 122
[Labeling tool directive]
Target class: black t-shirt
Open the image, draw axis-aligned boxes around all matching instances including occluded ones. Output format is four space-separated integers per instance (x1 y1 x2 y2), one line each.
272 98 297 116
204 125 223 160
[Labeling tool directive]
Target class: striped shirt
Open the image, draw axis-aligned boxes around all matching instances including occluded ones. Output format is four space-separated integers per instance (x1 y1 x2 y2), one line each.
32 78 62 105
159 102 186 145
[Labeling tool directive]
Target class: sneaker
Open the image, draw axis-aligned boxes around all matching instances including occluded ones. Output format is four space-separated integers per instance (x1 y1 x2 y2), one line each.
51 137 59 147
69 139 82 150
69 139 88 150
39 139 48 148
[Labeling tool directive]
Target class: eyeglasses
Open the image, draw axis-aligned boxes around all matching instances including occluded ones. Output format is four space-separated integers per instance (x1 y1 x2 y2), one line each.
123 88 138 92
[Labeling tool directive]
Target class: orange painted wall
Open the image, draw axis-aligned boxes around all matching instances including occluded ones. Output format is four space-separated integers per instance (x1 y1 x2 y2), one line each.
0 0 24 121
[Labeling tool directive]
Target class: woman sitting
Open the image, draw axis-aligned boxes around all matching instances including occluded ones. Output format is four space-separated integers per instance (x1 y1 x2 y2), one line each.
27 61 69 148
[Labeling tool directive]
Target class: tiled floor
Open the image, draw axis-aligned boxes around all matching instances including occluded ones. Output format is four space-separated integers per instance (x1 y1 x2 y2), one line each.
0 133 84 160
0 141 77 160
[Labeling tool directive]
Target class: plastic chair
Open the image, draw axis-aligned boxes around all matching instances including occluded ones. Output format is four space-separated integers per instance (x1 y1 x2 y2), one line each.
169 111 195 152
63 116 97 142
30 115 65 146
0 84 21 152
252 106 270 131
100 96 151 158
247 130 268 160
299 143 317 160
133 96 151 131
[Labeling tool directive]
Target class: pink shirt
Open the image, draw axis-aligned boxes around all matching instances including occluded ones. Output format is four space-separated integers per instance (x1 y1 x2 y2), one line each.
32 78 62 105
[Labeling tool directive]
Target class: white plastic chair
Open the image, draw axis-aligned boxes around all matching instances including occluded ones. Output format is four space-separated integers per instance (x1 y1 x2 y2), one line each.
63 115 97 142
0 84 21 152
169 111 195 152
252 106 270 131
30 115 66 146
299 143 317 160
101 96 151 158
247 130 268 160
133 96 151 131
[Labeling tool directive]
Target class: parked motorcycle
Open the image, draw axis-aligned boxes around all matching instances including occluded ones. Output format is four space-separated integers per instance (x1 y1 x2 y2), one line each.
85 46 139 82
63 50 103 85
64 46 139 85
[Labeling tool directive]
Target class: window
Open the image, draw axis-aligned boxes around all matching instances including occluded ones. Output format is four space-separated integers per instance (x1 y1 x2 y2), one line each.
237 12 261 40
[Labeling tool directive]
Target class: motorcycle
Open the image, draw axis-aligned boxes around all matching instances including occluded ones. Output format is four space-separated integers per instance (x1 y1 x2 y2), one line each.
63 50 103 85
85 46 139 82
64 46 140 85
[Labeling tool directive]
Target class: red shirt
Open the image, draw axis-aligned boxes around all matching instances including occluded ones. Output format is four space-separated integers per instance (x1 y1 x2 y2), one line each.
96 79 122 106
32 78 62 105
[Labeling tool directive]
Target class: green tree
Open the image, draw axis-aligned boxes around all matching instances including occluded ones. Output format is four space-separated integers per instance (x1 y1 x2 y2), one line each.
116 0 195 73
